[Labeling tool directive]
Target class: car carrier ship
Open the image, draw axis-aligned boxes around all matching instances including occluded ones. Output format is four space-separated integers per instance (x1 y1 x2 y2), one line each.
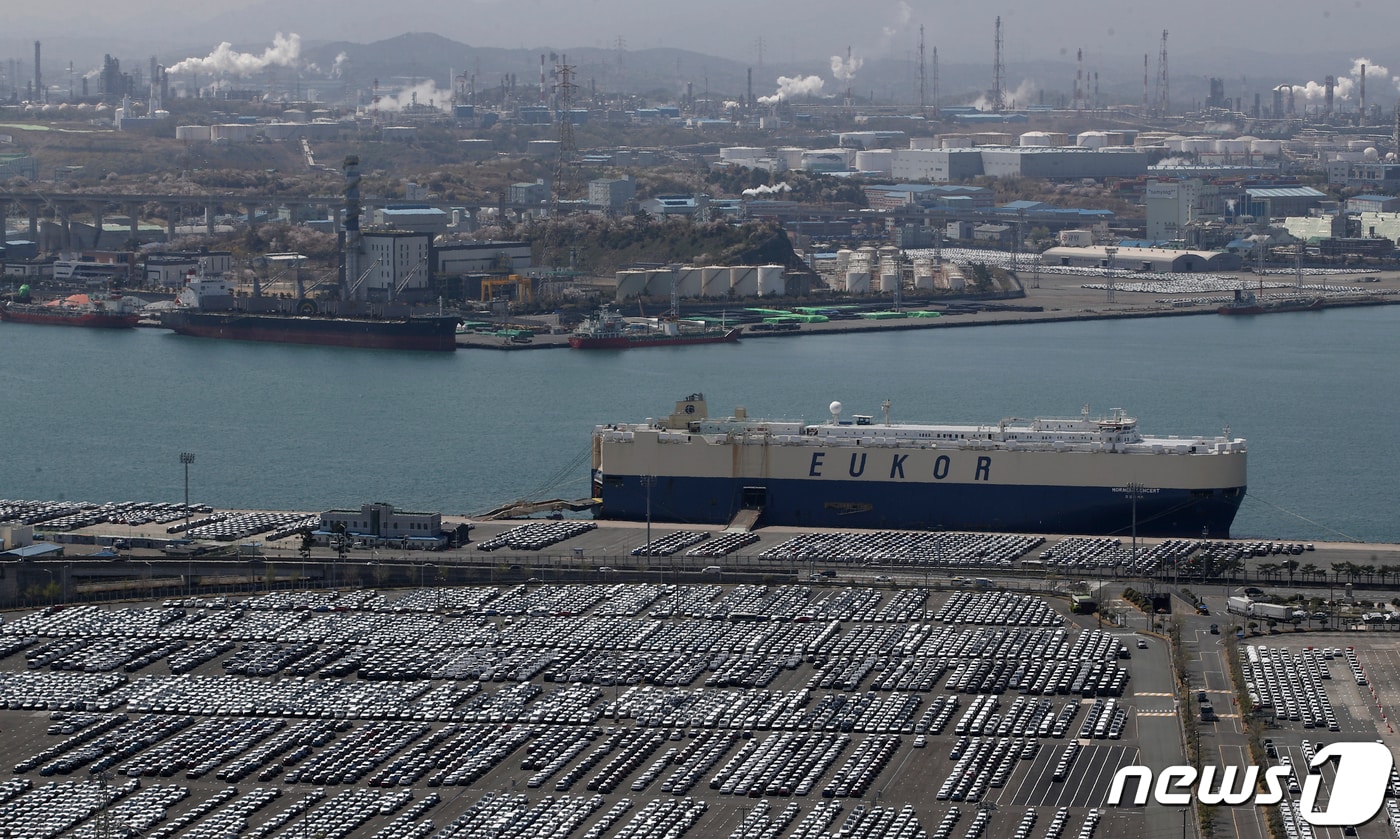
591 394 1247 538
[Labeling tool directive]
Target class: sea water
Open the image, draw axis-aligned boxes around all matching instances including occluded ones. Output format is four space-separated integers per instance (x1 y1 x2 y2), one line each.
1 305 1396 543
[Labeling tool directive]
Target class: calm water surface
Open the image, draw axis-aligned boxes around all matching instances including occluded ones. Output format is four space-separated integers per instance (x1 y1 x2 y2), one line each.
2 305 1396 543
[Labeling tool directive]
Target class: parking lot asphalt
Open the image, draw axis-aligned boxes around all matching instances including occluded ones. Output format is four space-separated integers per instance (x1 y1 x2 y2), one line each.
5 516 1400 838
0 583 1178 839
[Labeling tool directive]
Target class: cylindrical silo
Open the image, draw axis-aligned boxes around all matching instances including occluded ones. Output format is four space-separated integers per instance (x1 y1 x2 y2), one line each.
845 270 870 294
1076 131 1109 148
730 266 758 297
645 269 676 297
757 265 785 297
614 270 648 300
913 262 935 290
676 267 703 297
175 125 210 141
879 271 898 292
835 249 853 273
701 266 728 298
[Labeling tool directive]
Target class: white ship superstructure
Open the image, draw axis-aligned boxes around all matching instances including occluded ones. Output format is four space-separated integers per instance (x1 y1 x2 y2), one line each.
591 394 1247 537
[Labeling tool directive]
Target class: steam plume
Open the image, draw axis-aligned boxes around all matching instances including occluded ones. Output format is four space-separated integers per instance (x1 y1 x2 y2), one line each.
168 33 302 76
830 54 864 83
757 74 825 105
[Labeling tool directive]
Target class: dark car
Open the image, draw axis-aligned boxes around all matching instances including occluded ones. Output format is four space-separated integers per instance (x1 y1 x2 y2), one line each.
1244 587 1264 596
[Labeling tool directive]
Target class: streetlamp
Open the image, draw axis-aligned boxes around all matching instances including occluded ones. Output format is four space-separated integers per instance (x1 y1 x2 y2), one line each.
180 452 196 537
1124 482 1146 580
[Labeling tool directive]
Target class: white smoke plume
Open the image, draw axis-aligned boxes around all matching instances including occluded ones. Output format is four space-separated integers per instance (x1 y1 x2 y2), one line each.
830 54 864 83
757 74 825 105
882 2 913 43
741 183 793 197
332 52 349 79
168 33 302 76
374 80 451 112
969 79 1038 112
1286 56 1395 102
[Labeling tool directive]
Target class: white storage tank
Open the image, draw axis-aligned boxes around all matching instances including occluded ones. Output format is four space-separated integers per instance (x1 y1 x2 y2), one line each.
211 123 255 142
614 270 648 300
1181 136 1216 154
1019 131 1053 147
1215 137 1252 155
854 149 893 174
938 134 971 148
701 265 729 298
972 132 1014 146
675 267 703 297
757 265 785 297
644 269 677 297
730 266 759 297
721 146 766 162
835 249 853 273
777 147 806 168
845 270 871 294
879 272 899 292
1250 138 1283 156
913 263 936 290
175 125 210 142
1076 131 1109 149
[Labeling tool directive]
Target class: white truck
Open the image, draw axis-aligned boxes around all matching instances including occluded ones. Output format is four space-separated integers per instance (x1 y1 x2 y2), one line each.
1227 596 1253 616
1249 601 1296 621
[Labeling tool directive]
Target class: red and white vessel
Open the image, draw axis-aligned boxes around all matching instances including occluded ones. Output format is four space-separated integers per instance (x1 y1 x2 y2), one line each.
0 290 142 328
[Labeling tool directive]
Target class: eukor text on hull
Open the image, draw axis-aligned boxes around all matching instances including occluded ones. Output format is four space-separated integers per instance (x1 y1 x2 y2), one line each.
592 394 1247 537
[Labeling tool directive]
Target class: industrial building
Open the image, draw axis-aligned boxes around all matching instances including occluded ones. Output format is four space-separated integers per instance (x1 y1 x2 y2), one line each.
355 230 431 301
318 502 443 549
373 205 449 234
1041 245 1242 273
433 241 531 276
588 177 636 212
1242 186 1328 220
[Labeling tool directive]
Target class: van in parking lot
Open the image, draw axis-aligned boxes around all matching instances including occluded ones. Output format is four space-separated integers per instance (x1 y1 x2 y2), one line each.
700 566 722 575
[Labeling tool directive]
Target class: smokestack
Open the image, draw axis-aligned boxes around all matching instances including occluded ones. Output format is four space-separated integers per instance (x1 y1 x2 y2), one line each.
1074 49 1083 112
540 54 546 105
33 41 41 103
1360 65 1367 123
342 155 361 299
747 67 753 107
1325 75 1335 115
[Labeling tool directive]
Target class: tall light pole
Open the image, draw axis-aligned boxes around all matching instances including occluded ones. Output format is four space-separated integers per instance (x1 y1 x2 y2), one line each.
1125 481 1145 581
640 474 655 576
180 452 196 537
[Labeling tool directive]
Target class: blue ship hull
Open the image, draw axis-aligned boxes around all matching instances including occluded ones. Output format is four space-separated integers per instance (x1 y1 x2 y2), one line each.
596 475 1245 538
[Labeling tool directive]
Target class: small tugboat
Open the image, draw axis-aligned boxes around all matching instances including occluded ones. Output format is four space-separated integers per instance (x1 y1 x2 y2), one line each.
568 307 741 349
0 286 143 328
1218 281 1325 315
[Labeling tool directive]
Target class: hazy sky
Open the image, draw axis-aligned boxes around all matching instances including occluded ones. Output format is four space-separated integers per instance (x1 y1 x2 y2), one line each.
10 0 1400 66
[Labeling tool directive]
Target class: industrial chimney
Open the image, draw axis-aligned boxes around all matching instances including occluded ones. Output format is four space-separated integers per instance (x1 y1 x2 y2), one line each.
342 155 362 300
1360 65 1367 124
1325 75 1335 115
33 41 41 103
